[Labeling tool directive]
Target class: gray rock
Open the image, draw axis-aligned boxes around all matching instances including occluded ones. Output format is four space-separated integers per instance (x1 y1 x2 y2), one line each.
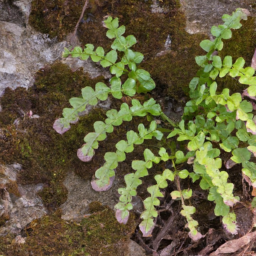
13 0 33 23
151 0 169 14
125 240 146 256
0 0 25 26
62 56 111 79
0 164 47 235
0 21 66 97
0 0 110 98
180 0 256 34
60 171 121 221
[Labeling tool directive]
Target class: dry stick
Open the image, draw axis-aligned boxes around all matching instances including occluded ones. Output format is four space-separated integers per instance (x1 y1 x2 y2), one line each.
73 0 89 37
175 175 185 206
238 244 250 256
135 231 154 254
172 239 200 256
153 204 177 251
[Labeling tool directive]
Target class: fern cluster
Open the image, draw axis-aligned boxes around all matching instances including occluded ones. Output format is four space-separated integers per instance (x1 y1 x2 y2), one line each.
54 9 256 240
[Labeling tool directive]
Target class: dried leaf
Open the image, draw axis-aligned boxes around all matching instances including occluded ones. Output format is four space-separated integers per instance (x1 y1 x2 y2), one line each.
210 231 256 255
251 49 256 70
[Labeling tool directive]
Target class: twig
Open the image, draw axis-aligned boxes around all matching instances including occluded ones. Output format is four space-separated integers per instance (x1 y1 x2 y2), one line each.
171 237 201 256
238 243 250 256
160 241 177 256
153 204 177 251
135 231 154 254
68 0 89 45
73 0 89 36
175 176 185 205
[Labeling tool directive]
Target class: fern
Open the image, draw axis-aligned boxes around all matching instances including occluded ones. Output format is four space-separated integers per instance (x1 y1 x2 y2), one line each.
54 9 256 241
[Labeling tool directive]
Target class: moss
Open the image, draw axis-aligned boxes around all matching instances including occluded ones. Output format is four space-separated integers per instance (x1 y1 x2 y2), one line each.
0 87 31 126
220 17 256 67
29 0 86 40
81 202 136 256
0 216 8 227
37 180 68 212
0 62 106 210
143 32 206 100
6 180 21 197
0 125 21 165
0 204 136 256
217 17 256 93
88 201 106 213
28 0 207 99
0 61 160 213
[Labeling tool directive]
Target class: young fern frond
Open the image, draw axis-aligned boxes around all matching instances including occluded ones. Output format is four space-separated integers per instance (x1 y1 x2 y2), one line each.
169 9 256 235
115 149 158 221
55 8 256 242
77 99 161 163
91 121 163 191
54 16 156 134
139 185 164 236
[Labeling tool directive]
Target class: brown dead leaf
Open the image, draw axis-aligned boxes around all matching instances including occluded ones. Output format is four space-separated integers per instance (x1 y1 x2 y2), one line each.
251 49 256 70
209 231 256 256
252 187 256 197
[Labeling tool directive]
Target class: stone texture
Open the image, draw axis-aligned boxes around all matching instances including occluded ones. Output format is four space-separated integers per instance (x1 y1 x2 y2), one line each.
0 0 110 98
0 20 66 97
125 240 146 256
180 0 256 34
60 171 120 221
62 56 111 79
0 164 47 235
0 0 25 26
13 0 33 23
151 0 169 14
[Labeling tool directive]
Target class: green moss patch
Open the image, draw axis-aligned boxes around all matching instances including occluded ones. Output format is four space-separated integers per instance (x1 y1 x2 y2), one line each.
28 0 207 99
29 0 86 40
0 61 163 212
0 203 136 256
0 62 106 210
217 17 256 93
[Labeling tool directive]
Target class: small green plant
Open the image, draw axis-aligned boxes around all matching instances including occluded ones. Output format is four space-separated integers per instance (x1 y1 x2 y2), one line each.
54 9 256 240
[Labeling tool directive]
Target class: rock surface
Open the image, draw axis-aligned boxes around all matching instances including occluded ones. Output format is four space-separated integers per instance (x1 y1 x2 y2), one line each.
60 171 120 221
0 21 65 96
125 240 146 256
0 164 47 235
180 0 256 34
0 0 255 255
0 0 109 97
